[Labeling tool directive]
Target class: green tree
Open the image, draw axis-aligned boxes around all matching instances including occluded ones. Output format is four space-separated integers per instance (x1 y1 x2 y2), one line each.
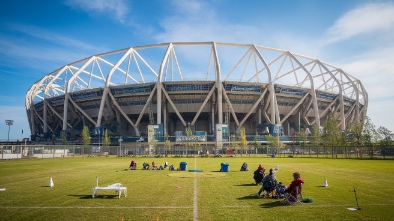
240 127 247 157
165 133 171 157
363 116 377 158
266 134 282 156
61 131 68 145
377 126 393 159
82 126 91 146
322 114 340 158
310 125 321 157
185 125 193 156
295 130 307 156
103 129 110 146
346 121 364 158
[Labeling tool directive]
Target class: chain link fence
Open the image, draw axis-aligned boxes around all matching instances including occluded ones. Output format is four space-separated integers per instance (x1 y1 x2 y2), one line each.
1 143 393 160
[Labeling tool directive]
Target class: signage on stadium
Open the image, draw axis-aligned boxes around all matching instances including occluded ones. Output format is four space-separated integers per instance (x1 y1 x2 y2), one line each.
229 85 261 92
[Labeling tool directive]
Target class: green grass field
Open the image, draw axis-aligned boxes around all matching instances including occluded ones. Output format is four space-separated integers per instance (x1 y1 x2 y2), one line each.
0 156 393 221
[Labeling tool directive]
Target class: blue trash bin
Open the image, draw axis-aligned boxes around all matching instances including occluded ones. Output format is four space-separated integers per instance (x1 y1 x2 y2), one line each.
180 162 187 171
220 162 229 172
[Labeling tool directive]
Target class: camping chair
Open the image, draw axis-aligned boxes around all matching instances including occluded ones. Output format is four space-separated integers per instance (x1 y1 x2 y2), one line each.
253 169 265 185
283 183 303 205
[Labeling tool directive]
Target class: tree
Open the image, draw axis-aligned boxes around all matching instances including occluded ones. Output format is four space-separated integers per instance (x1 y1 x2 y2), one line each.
82 126 91 146
363 116 377 158
61 131 68 145
103 129 110 146
310 125 321 157
377 126 392 159
322 114 340 158
165 133 171 157
347 121 364 158
295 130 307 156
266 134 282 156
185 125 193 156
240 127 247 157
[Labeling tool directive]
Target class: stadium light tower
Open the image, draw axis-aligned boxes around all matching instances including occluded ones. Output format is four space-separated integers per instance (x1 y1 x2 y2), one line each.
5 120 14 143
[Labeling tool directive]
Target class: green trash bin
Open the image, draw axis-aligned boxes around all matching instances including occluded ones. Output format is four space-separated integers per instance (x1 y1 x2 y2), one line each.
220 162 229 172
180 162 187 171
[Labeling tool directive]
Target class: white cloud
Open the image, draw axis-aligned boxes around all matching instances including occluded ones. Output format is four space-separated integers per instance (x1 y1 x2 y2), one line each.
7 24 98 51
65 0 129 24
155 1 269 44
0 37 92 70
326 2 394 44
169 0 204 15
340 45 394 99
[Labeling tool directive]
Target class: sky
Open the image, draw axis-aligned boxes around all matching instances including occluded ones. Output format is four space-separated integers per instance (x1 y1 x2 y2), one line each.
0 0 394 140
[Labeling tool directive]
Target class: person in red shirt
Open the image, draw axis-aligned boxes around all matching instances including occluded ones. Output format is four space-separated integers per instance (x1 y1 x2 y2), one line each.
129 160 137 170
257 164 265 173
285 172 304 197
151 161 157 170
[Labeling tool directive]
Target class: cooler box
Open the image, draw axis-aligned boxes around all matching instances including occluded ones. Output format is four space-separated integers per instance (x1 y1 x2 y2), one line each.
220 162 229 172
180 162 187 171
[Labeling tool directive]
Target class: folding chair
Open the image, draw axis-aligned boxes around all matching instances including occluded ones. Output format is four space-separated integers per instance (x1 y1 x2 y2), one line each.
283 183 303 205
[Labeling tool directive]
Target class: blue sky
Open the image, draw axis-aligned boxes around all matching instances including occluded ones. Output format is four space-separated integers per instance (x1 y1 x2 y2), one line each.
1 0 394 140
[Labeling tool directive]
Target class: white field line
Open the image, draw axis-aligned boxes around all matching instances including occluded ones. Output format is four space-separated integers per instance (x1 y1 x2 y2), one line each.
0 206 193 209
1 203 393 209
222 203 394 208
193 157 198 221
194 177 198 221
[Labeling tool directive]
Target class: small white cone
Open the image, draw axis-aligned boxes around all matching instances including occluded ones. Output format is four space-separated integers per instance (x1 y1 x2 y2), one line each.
324 178 328 187
275 165 279 171
49 178 54 187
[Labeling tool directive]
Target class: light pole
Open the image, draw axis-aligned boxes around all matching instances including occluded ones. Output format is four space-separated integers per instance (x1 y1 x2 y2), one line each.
98 128 101 148
5 120 14 144
276 126 280 157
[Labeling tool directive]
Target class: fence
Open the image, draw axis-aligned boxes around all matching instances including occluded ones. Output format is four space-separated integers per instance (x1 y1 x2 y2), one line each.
1 143 393 160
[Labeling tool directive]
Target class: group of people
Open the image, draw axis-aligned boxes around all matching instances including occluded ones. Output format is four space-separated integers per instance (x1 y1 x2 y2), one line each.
130 160 175 171
247 162 304 199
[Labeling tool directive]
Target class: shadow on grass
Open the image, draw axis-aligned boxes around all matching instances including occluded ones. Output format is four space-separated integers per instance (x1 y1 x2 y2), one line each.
67 194 118 199
234 183 259 186
259 200 290 208
237 194 259 200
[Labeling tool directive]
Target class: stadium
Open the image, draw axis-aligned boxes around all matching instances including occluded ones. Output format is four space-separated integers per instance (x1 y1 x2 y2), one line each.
25 42 368 147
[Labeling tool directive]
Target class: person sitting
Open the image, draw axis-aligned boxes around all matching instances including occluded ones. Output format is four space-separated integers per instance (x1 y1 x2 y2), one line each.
275 182 287 198
240 162 249 171
257 164 265 173
142 162 150 170
158 165 164 170
253 168 265 185
129 160 137 170
258 169 277 198
151 161 158 170
285 172 305 198
164 161 168 169
169 164 175 171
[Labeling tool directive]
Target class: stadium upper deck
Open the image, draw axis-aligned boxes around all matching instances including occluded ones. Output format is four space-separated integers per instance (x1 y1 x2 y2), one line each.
26 42 368 144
